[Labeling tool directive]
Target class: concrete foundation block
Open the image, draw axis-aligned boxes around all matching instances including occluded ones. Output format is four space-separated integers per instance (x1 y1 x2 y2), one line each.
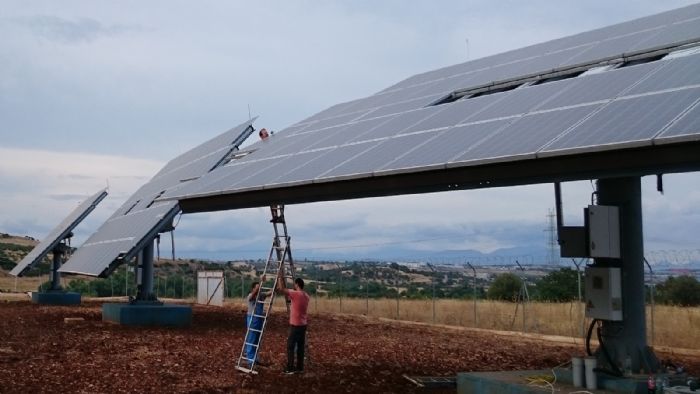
31 291 81 305
102 303 192 327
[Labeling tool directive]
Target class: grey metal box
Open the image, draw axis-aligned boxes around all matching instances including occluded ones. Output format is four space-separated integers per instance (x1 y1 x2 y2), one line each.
559 226 588 257
585 266 623 321
587 205 621 259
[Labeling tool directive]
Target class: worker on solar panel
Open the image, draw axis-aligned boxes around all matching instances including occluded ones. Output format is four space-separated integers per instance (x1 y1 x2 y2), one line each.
245 276 271 367
258 128 270 140
276 272 310 375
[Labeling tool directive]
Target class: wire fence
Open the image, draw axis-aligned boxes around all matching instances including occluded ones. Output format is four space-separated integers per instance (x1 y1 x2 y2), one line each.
15 250 700 349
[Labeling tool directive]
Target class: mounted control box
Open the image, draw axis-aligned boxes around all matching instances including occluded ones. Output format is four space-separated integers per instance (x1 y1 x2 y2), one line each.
587 205 620 258
585 266 623 321
559 205 621 259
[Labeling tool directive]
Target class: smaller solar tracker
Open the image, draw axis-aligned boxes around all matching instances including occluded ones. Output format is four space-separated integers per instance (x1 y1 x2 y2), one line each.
10 188 108 277
60 120 255 277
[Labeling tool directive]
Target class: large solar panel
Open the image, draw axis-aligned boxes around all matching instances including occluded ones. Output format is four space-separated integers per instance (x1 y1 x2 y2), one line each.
10 188 108 277
162 5 700 211
59 120 255 277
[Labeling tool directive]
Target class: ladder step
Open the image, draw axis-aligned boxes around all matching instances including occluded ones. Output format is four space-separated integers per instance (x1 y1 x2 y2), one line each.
253 314 266 319
244 342 259 347
239 356 256 362
260 286 274 291
248 328 262 333
235 366 258 374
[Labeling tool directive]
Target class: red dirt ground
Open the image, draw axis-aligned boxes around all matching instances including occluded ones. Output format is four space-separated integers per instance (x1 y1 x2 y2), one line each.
1 300 698 393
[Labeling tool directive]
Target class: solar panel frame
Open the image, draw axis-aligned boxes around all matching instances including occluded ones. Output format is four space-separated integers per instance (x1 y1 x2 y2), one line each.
561 28 665 66
540 87 700 156
535 61 663 111
60 202 179 277
317 132 445 181
356 94 444 119
10 188 108 277
348 106 444 143
450 104 603 165
375 119 513 175
630 17 700 52
466 79 579 122
655 100 700 144
626 52 700 95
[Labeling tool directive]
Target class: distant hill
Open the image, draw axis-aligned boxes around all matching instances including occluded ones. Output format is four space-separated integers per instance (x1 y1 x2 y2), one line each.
0 233 37 272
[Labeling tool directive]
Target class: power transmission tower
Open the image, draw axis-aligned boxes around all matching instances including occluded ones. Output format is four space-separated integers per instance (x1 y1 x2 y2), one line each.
545 209 559 265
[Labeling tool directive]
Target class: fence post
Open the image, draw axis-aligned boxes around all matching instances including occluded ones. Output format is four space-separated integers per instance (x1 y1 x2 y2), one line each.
644 257 655 346
467 262 478 327
315 263 319 313
335 263 343 313
365 265 369 316
396 286 400 319
427 263 436 324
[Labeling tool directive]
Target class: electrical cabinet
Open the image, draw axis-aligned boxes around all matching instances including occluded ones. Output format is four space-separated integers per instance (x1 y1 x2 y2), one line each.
587 205 621 258
558 205 621 259
585 266 623 321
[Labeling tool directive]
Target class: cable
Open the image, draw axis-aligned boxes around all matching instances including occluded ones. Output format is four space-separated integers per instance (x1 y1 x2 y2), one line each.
596 324 623 377
173 212 183 229
586 319 597 356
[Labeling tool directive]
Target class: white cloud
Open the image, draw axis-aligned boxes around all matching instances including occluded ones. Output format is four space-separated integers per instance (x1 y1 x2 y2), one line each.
0 147 162 241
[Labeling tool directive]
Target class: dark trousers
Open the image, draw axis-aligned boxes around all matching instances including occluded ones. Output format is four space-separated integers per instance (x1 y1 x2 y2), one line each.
287 325 306 371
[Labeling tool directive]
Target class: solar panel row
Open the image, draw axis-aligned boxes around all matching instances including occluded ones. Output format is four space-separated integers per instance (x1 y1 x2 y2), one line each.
372 4 700 99
163 49 700 201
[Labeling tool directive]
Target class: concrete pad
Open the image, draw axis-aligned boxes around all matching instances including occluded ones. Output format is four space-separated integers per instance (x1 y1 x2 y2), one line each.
457 369 620 393
31 291 81 305
102 303 192 327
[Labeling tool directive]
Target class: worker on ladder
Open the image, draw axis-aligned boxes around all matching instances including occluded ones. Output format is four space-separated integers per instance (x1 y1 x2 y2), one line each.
245 276 271 367
276 270 310 375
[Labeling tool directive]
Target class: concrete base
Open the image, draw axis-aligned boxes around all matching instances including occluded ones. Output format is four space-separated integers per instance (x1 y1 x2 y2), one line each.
458 369 691 393
458 369 625 393
31 291 81 305
102 303 192 327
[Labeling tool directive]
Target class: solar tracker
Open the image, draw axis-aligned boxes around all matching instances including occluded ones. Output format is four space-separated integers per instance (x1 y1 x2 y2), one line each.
10 188 108 277
59 120 255 277
161 4 700 212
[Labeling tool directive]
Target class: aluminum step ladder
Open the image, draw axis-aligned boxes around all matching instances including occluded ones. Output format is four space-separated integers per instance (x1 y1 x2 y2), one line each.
235 204 296 374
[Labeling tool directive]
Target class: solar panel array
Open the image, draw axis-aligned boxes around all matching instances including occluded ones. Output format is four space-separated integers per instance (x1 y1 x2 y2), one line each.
163 4 700 203
59 120 256 277
10 188 108 277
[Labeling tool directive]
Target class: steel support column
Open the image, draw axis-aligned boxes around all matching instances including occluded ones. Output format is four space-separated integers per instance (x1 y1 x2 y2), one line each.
49 245 67 291
595 177 658 373
136 240 157 302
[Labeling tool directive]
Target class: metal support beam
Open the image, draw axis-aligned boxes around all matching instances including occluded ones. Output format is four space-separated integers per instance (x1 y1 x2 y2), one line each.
49 244 68 291
178 141 700 213
135 240 158 302
594 177 658 373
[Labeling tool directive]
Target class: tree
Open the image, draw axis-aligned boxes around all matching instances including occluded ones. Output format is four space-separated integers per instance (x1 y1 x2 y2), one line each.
656 275 700 306
536 268 580 302
487 273 523 301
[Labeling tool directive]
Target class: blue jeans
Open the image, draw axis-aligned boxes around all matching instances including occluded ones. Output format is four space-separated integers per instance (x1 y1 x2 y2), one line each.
245 314 263 364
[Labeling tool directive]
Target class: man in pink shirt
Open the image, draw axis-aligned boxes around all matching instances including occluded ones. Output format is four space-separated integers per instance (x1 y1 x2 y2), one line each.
276 272 310 374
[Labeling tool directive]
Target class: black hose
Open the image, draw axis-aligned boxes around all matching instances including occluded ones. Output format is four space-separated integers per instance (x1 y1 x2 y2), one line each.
597 325 623 377
586 319 597 356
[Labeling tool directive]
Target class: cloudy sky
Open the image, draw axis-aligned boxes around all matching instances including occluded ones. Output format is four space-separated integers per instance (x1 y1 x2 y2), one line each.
1 1 699 264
